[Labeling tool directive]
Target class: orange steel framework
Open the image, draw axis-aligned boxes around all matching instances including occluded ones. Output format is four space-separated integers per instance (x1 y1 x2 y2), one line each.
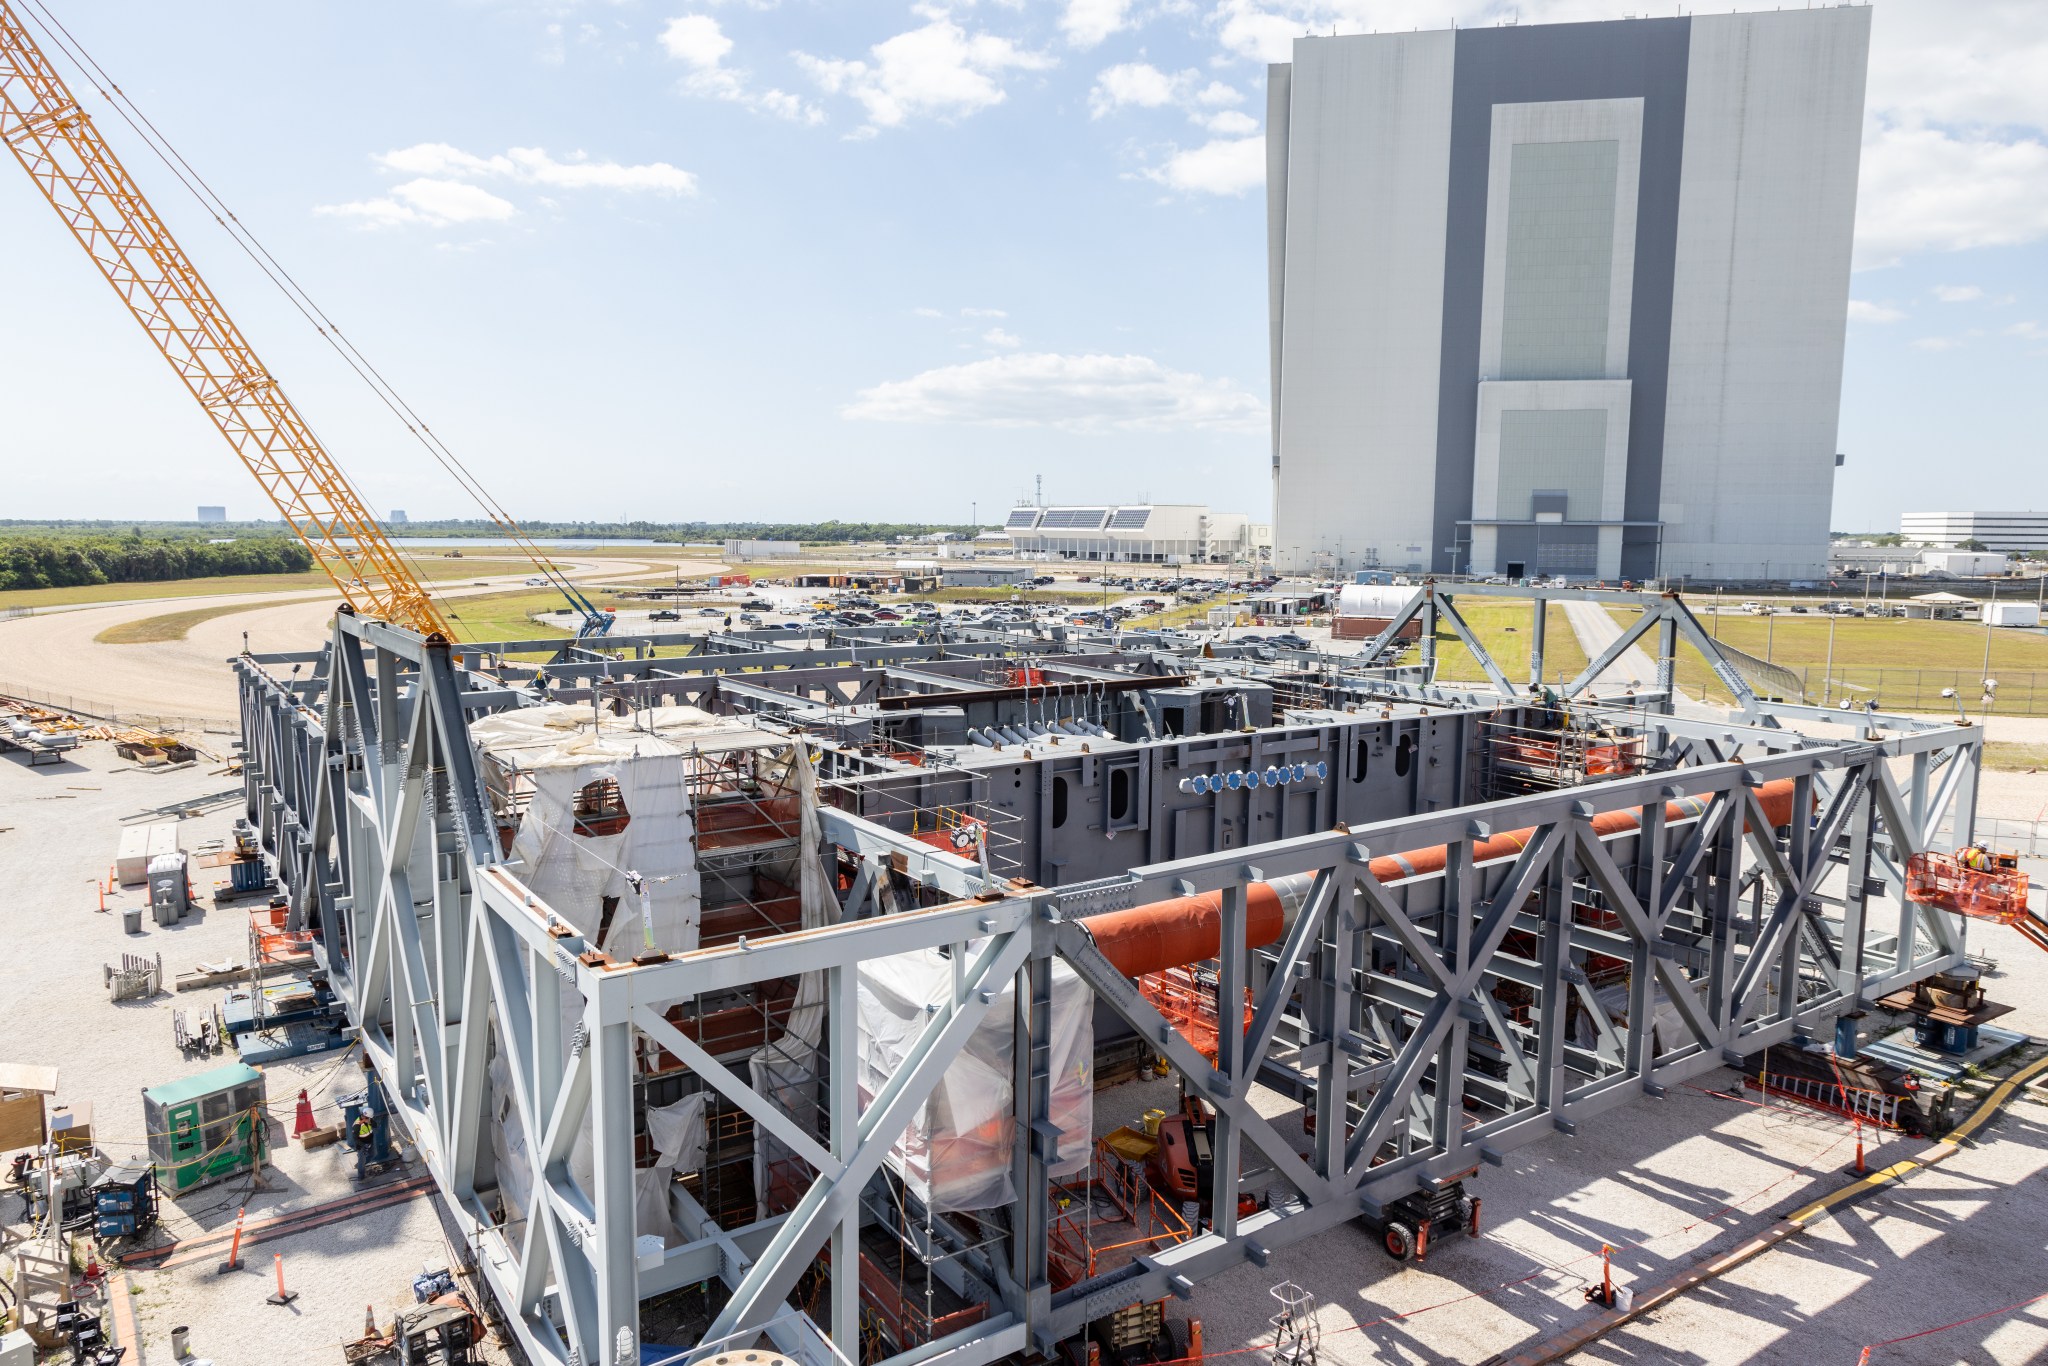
0 1 452 640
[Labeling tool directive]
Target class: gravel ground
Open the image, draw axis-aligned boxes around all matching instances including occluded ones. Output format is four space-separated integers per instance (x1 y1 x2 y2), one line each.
0 743 505 1364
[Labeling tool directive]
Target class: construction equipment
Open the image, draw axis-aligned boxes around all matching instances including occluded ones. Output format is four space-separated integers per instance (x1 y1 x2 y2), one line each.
1906 849 2044 948
1358 1171 1482 1263
142 1060 265 1194
0 2 616 641
92 1160 158 1243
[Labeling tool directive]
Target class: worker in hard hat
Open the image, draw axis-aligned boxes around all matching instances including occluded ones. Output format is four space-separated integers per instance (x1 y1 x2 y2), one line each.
1959 843 1991 872
353 1110 378 1179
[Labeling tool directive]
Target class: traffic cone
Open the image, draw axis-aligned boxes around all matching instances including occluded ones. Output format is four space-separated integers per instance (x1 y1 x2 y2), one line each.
364 1305 378 1338
293 1089 316 1138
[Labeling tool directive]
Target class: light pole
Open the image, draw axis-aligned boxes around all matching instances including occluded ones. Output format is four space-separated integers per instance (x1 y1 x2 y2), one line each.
1980 579 1998 719
1823 610 1837 705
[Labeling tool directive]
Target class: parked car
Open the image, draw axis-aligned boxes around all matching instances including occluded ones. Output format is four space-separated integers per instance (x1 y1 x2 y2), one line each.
650 609 681 622
739 612 763 625
697 606 723 616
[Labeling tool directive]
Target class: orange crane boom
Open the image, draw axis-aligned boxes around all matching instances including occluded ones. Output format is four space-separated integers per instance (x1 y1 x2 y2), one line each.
0 1 453 639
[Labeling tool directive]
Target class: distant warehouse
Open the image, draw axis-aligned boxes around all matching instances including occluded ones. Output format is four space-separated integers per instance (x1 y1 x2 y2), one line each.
723 538 802 560
943 566 1034 589
1003 504 1263 563
1900 512 2048 554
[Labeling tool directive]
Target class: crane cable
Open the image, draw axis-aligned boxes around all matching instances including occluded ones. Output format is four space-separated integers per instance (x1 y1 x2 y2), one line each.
15 1 596 624
7 0 449 611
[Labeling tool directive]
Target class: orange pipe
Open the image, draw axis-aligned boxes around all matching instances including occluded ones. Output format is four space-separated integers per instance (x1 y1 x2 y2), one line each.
1084 779 1799 978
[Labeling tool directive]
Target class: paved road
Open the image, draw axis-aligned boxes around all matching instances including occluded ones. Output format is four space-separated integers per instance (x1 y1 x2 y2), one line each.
0 554 684 726
1559 599 1663 691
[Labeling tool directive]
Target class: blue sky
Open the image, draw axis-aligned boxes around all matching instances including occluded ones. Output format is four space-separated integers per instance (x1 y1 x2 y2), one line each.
1 0 2043 530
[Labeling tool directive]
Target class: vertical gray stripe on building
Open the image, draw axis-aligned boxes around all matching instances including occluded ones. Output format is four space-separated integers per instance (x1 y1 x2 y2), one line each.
1433 18 1690 578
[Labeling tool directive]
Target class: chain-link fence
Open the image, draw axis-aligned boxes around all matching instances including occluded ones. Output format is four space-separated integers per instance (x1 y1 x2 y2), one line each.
1689 666 2048 716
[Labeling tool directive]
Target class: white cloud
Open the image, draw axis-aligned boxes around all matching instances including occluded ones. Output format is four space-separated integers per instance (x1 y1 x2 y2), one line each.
1846 300 1905 324
1195 81 1244 107
507 148 697 193
1203 109 1259 135
797 17 1052 132
1912 336 1963 352
844 352 1266 432
1856 123 2048 268
661 13 823 123
322 142 695 229
2007 321 2048 341
376 144 514 178
1061 0 1134 49
914 306 947 318
1090 62 1187 117
982 327 1022 347
961 307 1008 318
1210 0 1301 64
1144 134 1264 195
660 14 733 68
370 142 695 193
1933 284 1984 302
317 178 519 228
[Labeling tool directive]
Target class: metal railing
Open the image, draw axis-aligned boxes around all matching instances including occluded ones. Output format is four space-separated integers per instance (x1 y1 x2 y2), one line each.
0 685 237 736
1973 817 2048 860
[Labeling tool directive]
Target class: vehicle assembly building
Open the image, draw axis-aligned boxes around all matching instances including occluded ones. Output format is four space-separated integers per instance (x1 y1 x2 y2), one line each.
1267 8 1868 582
233 585 1992 1366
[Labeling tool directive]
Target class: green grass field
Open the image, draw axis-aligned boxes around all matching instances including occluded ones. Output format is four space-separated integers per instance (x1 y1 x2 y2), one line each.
439 586 649 644
1612 607 2048 712
1434 602 1592 687
94 597 332 645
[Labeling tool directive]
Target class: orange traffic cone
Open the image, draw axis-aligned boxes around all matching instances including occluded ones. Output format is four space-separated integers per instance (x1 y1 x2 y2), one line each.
293 1089 316 1138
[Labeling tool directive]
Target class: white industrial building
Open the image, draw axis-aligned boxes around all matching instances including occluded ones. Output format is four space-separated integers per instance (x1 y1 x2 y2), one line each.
1267 8 1867 582
1002 504 1257 563
723 538 802 561
1901 512 2048 554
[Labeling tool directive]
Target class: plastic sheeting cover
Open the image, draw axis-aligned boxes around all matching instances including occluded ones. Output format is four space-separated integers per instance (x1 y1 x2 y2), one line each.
858 951 1092 1212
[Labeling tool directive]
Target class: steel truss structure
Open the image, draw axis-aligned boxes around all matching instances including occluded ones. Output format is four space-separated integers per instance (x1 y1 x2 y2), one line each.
235 589 1982 1366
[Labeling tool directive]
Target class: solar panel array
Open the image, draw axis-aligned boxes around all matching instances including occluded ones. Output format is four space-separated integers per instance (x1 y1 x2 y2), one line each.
1108 508 1151 529
1039 508 1110 530
1004 508 1042 529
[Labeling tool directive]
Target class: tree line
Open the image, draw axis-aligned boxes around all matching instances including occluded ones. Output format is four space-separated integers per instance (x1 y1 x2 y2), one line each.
2 519 986 544
0 533 312 590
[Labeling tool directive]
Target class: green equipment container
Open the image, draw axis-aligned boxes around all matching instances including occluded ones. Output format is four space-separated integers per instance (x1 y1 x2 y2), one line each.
143 1061 266 1195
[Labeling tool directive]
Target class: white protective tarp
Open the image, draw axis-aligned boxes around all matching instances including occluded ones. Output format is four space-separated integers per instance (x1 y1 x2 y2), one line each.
505 755 702 957
751 742 837 1219
635 1093 709 1245
858 951 1093 1212
473 705 785 1241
